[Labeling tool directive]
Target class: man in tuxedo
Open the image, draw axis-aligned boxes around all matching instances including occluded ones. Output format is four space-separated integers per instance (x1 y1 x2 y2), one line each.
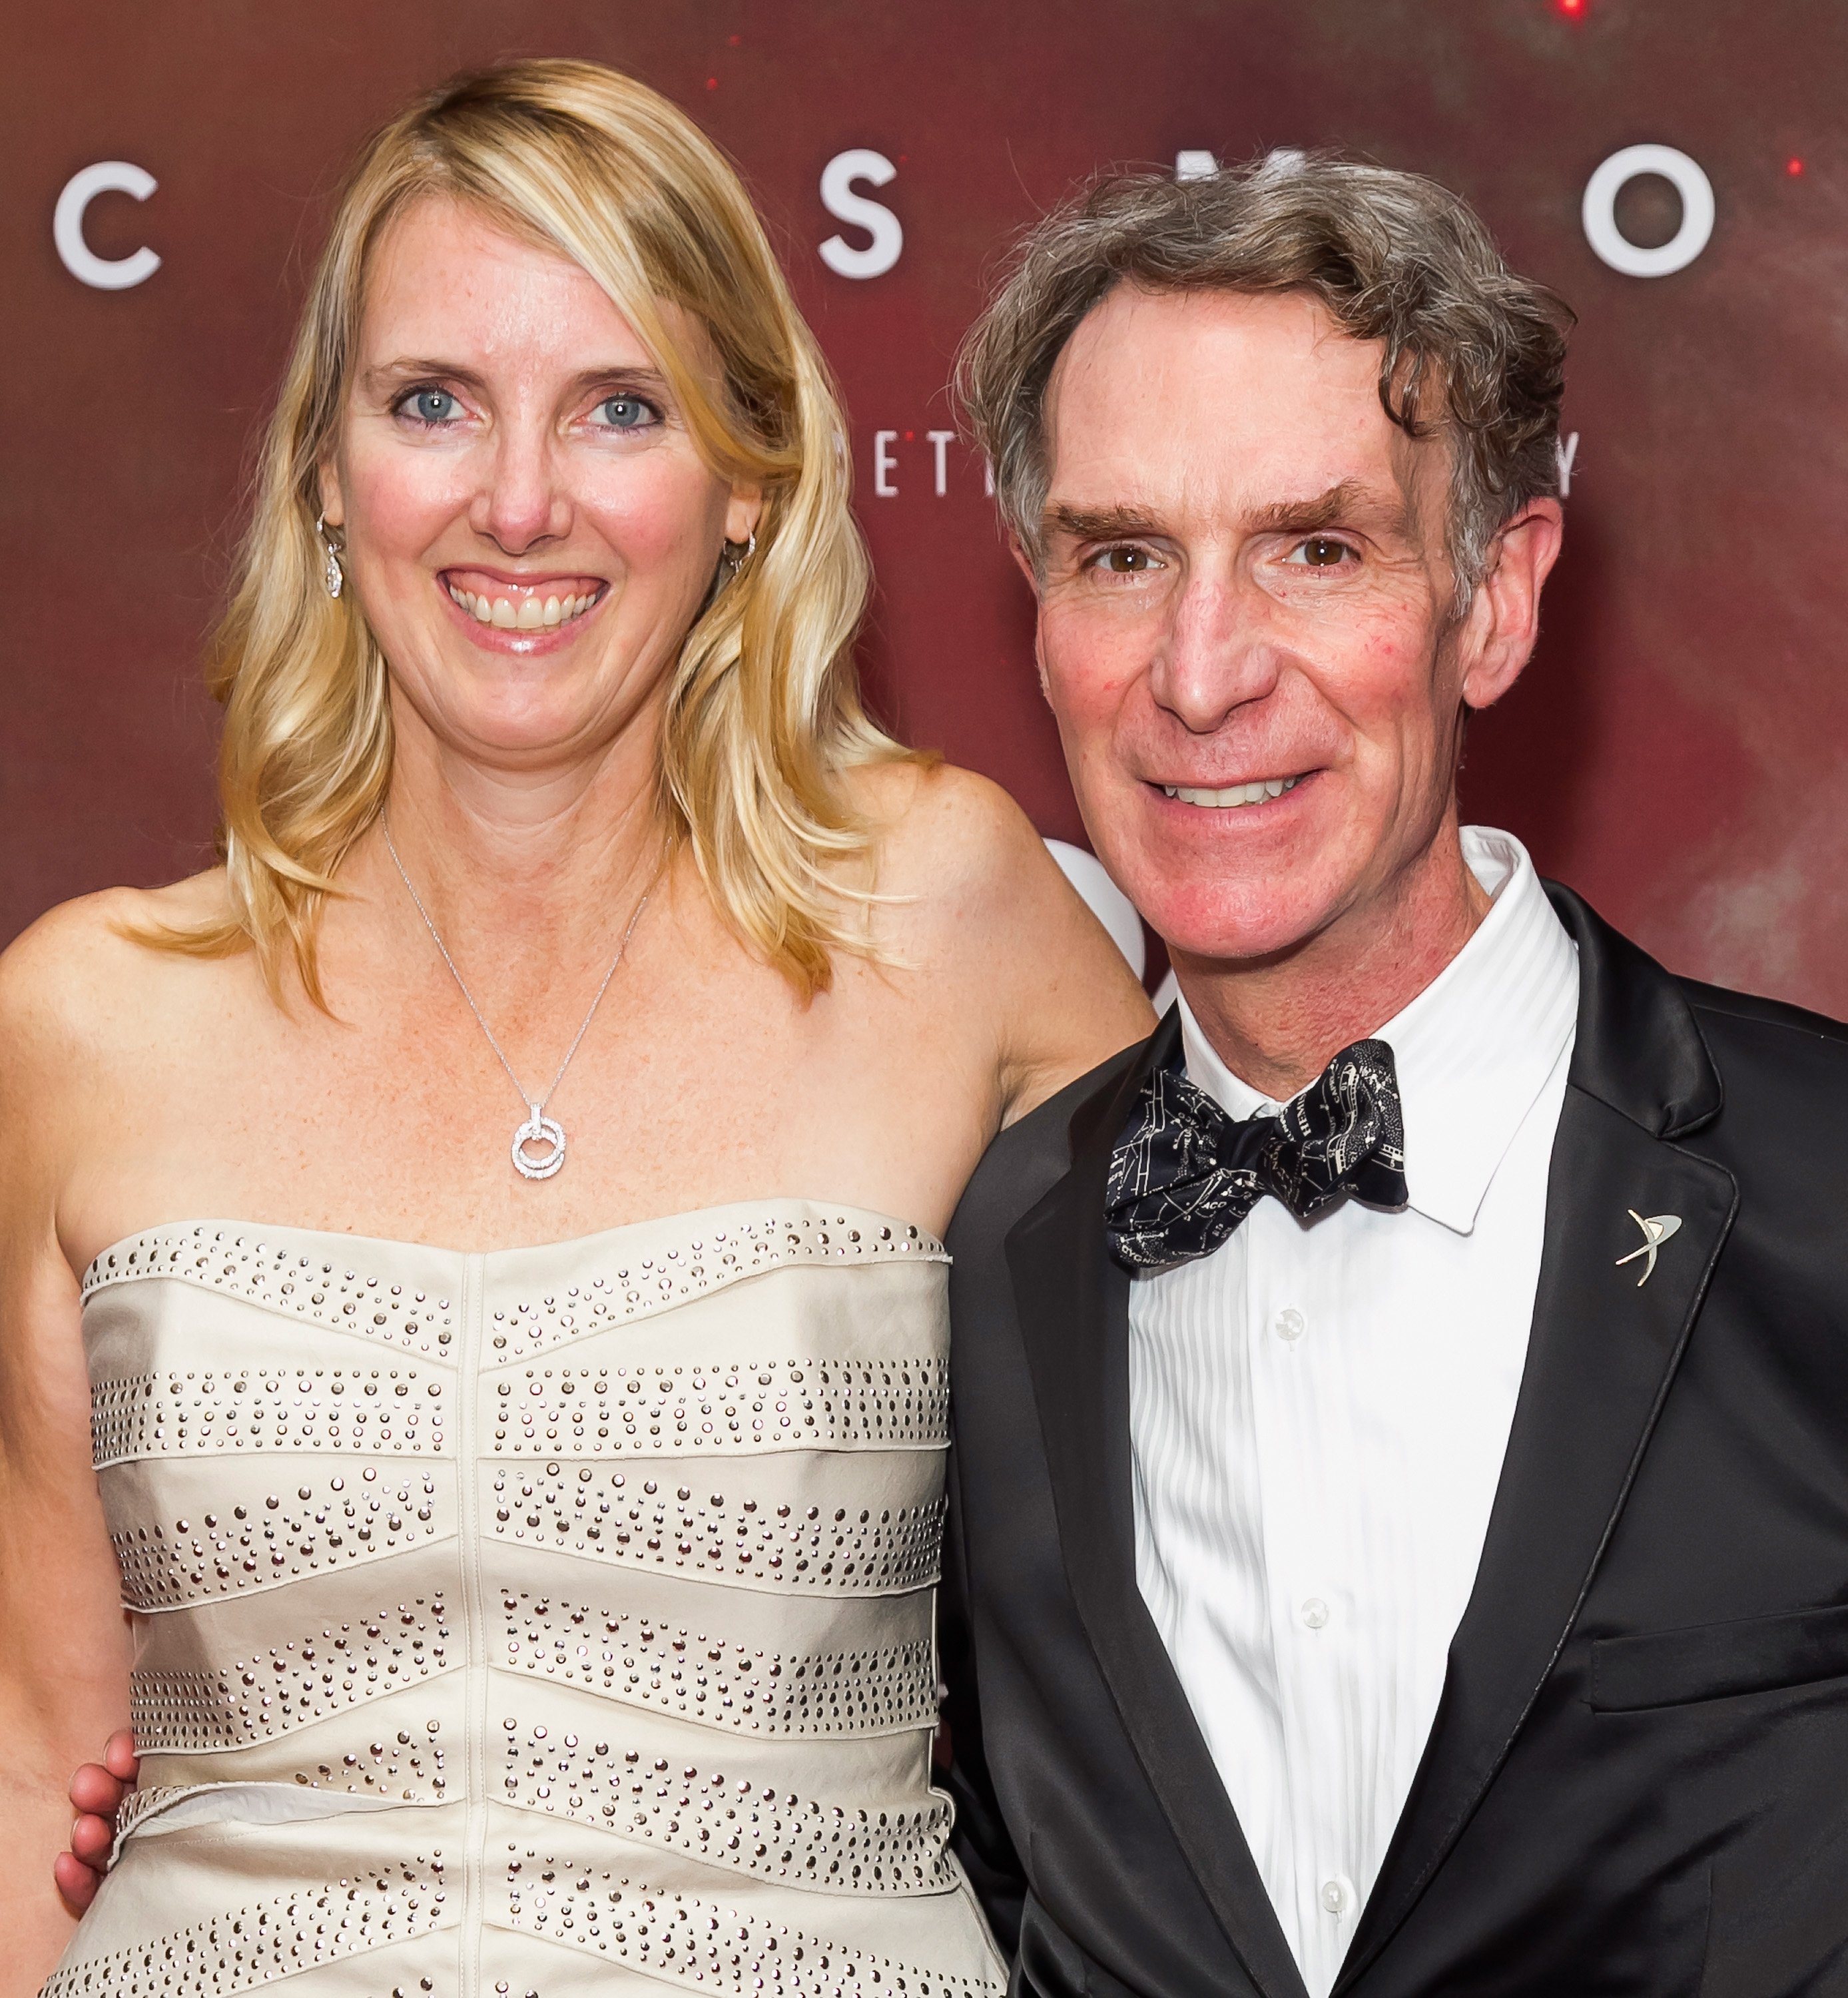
944 154 1848 1998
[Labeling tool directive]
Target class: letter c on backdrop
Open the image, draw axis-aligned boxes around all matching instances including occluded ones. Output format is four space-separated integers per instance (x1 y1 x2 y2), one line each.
1581 144 1714 278
819 149 903 279
54 161 162 290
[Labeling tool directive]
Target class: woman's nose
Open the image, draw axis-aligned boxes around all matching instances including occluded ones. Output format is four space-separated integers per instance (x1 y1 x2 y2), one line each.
471 429 571 554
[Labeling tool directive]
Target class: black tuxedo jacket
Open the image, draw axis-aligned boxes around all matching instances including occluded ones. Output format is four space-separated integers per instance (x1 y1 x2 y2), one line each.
942 886 1848 1998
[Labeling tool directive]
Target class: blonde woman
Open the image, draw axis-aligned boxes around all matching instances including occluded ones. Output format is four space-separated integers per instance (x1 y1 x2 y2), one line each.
0 61 1150 1997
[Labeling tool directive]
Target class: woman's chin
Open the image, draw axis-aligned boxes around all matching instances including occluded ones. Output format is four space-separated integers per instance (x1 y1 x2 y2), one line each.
402 700 624 771
388 661 659 771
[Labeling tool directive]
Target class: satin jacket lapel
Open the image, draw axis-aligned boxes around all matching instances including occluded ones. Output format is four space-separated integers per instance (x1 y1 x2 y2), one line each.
1338 889 1740 1990
1006 1011 1310 1998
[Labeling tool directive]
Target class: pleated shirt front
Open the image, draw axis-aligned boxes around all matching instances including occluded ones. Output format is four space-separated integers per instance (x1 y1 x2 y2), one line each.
1126 827 1579 1998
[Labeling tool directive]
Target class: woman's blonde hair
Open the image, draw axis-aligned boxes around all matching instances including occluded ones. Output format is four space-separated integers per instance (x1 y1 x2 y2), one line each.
158 58 904 1004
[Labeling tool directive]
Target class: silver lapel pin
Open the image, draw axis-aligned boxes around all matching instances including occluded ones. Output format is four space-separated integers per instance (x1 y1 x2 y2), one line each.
1616 1209 1683 1287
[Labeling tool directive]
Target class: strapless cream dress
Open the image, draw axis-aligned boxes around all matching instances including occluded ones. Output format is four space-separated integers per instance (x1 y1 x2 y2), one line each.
47 1203 1005 1998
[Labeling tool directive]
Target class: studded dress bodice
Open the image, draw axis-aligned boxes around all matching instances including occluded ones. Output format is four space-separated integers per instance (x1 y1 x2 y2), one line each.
49 1207 1005 1998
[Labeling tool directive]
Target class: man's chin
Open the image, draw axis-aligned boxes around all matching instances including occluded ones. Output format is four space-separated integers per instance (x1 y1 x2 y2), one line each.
1129 882 1341 970
1097 775 1389 964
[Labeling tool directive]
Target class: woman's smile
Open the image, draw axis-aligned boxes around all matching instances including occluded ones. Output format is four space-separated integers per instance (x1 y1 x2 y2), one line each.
438 567 609 651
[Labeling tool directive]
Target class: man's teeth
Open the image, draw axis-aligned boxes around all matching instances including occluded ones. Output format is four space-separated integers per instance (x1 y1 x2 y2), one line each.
1163 776 1303 808
446 584 598 629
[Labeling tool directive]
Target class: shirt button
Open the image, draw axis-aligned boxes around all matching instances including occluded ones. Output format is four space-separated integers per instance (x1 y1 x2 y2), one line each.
1299 1597 1329 1630
1273 1307 1305 1343
1320 1876 1355 1916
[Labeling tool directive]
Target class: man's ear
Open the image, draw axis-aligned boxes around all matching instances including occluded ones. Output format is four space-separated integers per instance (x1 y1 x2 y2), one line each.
1460 496 1564 712
1008 531 1042 596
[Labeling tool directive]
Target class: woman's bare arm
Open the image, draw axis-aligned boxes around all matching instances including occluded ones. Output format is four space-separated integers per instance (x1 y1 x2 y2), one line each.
863 761 1155 1133
983 822 1155 1126
0 905 139 1988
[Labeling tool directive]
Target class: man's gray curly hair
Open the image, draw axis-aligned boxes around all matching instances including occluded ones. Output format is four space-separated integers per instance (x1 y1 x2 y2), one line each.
956 152 1572 604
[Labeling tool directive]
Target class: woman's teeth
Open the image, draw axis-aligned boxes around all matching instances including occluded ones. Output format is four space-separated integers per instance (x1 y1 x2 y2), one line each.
446 584 597 630
1163 776 1303 808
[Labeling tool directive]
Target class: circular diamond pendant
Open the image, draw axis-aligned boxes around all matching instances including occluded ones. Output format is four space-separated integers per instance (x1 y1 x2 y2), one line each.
511 1105 567 1181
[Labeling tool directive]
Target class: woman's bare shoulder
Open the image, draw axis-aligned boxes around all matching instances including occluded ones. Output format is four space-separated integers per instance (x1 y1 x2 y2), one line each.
0 870 234 1079
849 757 1054 908
846 757 1154 1114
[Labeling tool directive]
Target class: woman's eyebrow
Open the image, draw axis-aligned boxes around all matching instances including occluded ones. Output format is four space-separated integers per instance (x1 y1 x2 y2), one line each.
570 364 673 388
358 360 677 396
361 358 489 395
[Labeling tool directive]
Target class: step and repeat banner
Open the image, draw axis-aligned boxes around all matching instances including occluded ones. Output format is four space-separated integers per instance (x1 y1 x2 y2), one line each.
7 0 1847 1012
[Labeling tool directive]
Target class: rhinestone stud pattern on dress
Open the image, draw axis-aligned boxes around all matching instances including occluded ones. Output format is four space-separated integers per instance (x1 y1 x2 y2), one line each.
48 1205 1002 1998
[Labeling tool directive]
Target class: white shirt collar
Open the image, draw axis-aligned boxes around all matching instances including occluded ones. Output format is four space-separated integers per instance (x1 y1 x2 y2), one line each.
1177 826 1580 1235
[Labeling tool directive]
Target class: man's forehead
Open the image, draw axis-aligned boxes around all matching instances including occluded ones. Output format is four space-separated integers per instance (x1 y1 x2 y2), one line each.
1042 286 1440 534
1050 286 1382 413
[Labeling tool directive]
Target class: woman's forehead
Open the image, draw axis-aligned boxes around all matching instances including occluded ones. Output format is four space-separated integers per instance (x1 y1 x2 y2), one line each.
358 194 717 385
364 199 629 341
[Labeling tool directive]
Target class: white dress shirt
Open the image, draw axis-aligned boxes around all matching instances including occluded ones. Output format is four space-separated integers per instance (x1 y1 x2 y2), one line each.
1127 827 1580 1998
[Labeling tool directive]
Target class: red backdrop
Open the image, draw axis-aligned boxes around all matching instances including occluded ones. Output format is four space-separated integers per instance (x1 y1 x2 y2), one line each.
8 0 1846 1012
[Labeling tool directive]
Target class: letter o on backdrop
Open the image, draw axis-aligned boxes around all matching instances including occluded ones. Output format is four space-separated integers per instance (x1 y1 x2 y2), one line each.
1582 144 1714 278
55 161 162 290
818 149 903 280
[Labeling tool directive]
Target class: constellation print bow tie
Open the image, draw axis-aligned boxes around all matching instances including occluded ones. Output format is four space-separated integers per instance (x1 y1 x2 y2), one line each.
1105 1040 1408 1273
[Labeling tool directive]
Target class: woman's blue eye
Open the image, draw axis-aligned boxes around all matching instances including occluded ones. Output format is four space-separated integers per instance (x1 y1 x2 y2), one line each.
407 388 458 424
597 395 651 429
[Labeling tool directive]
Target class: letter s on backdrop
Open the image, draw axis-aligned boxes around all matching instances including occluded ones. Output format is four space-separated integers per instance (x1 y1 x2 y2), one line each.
819 149 903 279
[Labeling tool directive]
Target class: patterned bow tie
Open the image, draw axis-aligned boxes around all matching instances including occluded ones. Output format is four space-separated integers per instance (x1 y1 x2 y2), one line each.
1105 1038 1408 1273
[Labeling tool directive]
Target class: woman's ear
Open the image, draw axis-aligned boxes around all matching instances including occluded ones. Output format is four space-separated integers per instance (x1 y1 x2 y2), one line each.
316 458 346 531
725 480 765 547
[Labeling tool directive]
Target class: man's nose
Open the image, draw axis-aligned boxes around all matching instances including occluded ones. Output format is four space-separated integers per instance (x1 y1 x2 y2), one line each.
1147 570 1286 733
471 425 571 554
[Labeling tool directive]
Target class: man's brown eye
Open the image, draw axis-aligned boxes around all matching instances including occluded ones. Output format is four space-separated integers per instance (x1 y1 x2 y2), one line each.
1103 548 1149 571
1303 537 1347 566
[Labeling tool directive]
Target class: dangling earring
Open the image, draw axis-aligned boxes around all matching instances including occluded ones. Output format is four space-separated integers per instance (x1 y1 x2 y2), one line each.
315 512 345 600
723 528 758 582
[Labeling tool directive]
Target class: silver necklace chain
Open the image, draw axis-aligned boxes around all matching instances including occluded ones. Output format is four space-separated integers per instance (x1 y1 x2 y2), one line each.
380 813 650 1181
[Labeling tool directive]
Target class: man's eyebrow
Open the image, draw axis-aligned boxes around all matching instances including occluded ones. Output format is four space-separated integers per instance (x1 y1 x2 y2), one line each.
1249 479 1408 537
1044 483 1414 545
1043 502 1164 543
